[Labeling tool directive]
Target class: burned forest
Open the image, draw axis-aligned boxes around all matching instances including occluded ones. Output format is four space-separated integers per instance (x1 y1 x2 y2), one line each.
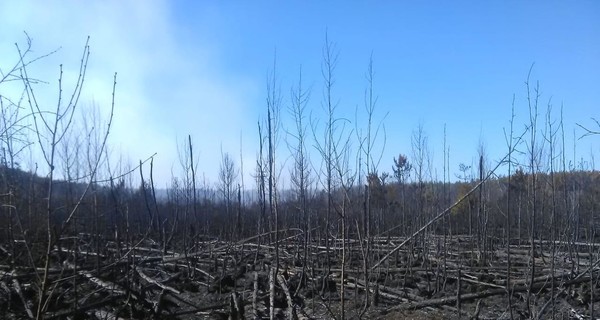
1 35 600 320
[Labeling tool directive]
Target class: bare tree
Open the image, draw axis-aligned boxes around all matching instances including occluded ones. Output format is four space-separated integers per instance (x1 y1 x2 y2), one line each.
0 37 38 272
332 122 354 320
286 65 313 292
524 65 543 315
255 122 267 239
218 150 238 238
16 36 117 319
476 138 490 265
392 154 411 235
188 135 198 236
502 94 521 320
411 123 429 239
176 134 199 264
355 54 387 315
543 100 560 319
266 55 282 269
311 32 340 313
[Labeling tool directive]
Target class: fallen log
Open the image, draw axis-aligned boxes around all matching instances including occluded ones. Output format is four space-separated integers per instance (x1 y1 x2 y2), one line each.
388 273 595 312
44 294 125 319
89 308 123 320
167 300 229 317
137 268 181 294
12 278 34 319
278 273 296 319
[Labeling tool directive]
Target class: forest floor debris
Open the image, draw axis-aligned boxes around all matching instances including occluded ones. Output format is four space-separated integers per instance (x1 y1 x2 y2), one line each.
1 233 599 319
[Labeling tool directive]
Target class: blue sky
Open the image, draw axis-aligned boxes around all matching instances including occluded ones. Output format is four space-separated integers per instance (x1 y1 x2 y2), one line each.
1 1 599 187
